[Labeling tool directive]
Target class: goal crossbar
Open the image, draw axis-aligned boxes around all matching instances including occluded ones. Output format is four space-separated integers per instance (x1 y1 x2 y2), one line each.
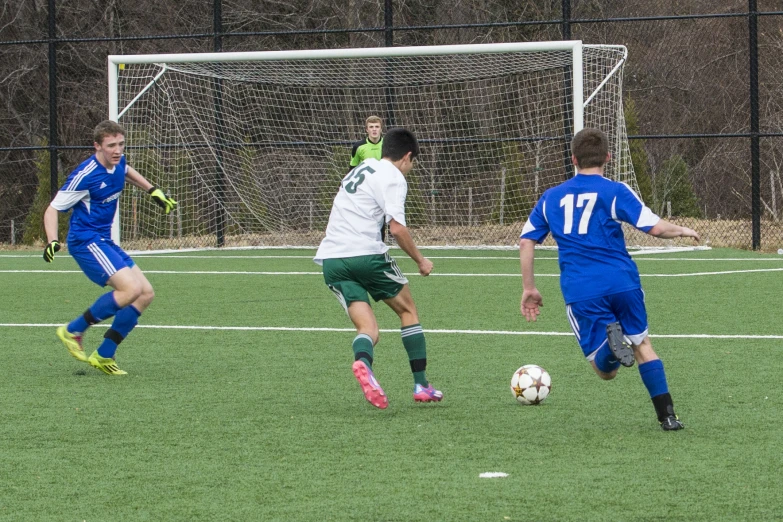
109 41 588 133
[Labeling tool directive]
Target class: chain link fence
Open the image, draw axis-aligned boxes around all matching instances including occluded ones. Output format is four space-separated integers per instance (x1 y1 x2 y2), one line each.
1 0 781 250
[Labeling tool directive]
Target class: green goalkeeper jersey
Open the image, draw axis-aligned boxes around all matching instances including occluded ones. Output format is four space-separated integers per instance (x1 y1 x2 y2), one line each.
349 137 383 168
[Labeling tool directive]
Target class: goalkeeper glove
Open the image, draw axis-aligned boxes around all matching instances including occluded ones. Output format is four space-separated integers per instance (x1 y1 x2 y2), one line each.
148 186 177 214
43 240 61 263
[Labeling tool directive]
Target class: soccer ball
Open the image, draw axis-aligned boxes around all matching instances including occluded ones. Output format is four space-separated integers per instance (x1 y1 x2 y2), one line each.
510 365 551 405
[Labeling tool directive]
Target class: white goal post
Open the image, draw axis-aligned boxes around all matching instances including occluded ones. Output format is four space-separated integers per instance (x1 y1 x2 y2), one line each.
108 41 634 249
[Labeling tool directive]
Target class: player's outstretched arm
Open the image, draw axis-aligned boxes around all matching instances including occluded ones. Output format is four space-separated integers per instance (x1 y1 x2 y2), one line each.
125 165 177 214
648 219 700 242
519 238 543 322
389 219 432 276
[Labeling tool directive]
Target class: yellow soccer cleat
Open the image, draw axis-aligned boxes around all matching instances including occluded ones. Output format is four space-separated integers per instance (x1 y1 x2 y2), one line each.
88 351 128 376
57 325 88 362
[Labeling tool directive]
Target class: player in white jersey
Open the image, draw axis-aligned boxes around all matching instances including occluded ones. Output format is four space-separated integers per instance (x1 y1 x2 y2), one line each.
519 128 699 430
43 120 177 375
315 128 443 409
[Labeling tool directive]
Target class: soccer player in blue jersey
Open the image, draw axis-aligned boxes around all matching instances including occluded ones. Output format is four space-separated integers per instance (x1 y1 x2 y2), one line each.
519 128 699 430
42 120 177 375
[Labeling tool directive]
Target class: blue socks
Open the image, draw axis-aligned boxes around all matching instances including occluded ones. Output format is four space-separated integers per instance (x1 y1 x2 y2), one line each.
66 293 143 358
97 305 141 358
68 291 121 334
639 359 669 398
594 342 621 374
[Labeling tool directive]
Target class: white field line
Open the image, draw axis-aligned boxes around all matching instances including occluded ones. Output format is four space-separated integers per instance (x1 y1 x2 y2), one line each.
26 244 698 255
129 256 783 261
3 267 783 277
2 254 782 261
2 322 781 339
91 255 783 261
119 244 714 255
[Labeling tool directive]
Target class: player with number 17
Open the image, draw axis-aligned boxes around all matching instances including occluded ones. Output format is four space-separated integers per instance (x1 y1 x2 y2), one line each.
518 127 699 430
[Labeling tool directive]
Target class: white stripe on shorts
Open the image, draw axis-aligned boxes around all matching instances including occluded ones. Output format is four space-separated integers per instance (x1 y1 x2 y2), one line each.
566 304 580 341
87 242 117 277
328 285 348 313
384 252 408 284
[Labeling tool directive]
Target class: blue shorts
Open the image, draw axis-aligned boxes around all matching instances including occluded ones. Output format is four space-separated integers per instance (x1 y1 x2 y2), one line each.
565 289 649 361
68 238 135 286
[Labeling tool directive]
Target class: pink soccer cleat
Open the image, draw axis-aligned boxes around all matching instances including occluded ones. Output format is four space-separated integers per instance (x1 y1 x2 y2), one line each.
352 360 388 409
413 383 443 403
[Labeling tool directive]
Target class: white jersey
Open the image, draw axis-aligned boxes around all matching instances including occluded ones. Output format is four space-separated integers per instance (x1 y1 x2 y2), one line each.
314 158 407 263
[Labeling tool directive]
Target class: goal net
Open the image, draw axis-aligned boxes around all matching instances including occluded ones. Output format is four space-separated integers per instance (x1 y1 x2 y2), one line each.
109 41 634 249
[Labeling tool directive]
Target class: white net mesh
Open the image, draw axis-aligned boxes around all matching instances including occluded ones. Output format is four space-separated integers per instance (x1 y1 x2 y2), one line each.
114 44 634 249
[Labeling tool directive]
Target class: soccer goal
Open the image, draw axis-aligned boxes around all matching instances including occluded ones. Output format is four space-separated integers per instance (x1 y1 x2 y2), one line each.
108 41 634 250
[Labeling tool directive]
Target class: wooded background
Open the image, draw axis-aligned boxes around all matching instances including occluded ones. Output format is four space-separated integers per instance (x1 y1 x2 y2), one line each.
1 1 782 249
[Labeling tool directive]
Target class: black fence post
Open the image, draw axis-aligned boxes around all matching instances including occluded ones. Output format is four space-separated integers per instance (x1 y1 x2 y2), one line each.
384 0 394 46
560 0 573 180
749 0 760 249
214 0 227 247
561 0 571 40
384 0 396 128
48 0 58 198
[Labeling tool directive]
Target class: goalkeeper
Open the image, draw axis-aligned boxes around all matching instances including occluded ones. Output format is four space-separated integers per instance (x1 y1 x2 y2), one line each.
43 120 177 376
348 115 384 172
348 115 389 241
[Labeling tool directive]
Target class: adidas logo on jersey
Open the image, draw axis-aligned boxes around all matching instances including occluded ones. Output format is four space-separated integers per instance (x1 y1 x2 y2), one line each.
102 192 121 204
100 182 107 189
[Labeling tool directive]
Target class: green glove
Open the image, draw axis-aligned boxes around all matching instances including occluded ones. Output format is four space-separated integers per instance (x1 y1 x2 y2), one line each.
148 186 177 214
43 240 61 263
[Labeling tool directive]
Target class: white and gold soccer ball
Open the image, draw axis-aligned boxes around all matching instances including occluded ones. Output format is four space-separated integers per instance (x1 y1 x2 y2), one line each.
510 365 552 405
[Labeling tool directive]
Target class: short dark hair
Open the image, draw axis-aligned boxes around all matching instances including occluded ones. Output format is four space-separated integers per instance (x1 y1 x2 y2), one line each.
93 120 126 145
571 128 609 169
381 128 420 161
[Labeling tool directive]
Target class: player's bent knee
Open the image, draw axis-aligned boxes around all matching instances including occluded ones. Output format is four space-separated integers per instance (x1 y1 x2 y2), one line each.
138 288 155 308
114 283 143 307
117 282 144 306
129 281 144 300
591 363 618 380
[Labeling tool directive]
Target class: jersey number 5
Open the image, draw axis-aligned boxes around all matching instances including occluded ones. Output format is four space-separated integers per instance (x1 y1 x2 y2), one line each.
560 192 597 234
344 165 376 194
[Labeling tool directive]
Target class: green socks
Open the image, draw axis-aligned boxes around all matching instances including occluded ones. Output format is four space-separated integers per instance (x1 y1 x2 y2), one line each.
401 324 428 386
352 334 374 368
353 325 429 387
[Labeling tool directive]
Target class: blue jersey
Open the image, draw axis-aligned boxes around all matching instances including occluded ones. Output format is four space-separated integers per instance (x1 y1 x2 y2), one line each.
50 155 128 244
520 174 660 304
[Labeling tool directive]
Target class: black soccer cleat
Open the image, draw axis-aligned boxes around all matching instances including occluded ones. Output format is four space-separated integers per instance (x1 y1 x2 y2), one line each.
606 322 635 367
660 415 684 431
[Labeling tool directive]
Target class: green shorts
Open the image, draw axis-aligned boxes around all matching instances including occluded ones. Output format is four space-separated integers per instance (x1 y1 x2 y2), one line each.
322 253 409 309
